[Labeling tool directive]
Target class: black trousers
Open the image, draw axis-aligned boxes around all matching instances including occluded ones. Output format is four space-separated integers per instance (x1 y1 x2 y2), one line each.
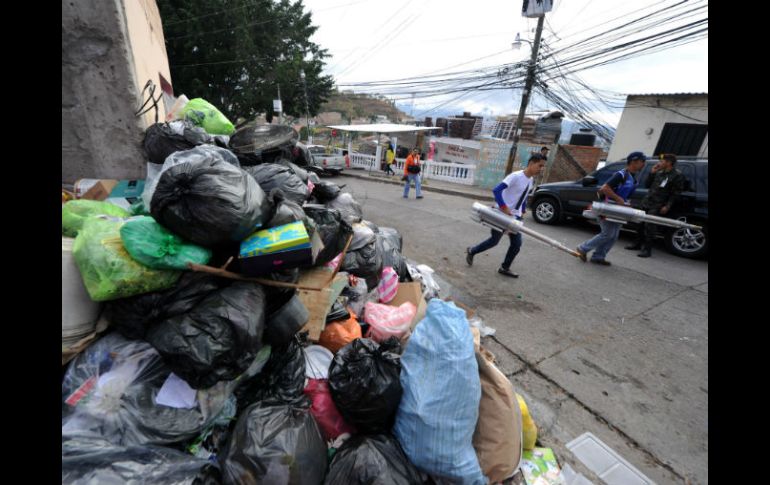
635 207 661 249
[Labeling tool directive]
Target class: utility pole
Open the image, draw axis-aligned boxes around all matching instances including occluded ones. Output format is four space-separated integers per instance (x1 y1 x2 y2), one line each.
276 83 283 125
300 70 312 143
504 14 545 174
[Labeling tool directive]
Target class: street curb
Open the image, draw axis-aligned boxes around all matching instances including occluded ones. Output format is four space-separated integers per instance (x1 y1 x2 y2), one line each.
339 170 495 202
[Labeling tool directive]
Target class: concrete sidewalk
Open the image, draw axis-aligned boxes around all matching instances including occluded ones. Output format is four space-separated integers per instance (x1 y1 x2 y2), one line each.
338 168 495 202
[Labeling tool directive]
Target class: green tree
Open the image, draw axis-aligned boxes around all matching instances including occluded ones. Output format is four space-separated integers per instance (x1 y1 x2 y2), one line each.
158 0 334 123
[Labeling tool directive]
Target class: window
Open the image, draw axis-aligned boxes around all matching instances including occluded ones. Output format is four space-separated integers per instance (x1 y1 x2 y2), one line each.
677 163 696 192
593 162 625 184
653 123 708 156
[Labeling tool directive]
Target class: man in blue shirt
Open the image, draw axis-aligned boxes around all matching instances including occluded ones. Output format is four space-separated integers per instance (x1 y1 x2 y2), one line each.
466 154 546 277
575 151 647 266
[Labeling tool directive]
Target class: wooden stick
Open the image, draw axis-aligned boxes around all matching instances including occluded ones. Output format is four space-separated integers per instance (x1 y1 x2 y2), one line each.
187 263 324 291
327 234 354 283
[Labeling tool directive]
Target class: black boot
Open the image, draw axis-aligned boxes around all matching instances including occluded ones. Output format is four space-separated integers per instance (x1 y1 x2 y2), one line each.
637 247 651 258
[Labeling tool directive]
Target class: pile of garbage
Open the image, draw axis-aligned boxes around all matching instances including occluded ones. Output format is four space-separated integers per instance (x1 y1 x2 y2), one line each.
62 97 546 485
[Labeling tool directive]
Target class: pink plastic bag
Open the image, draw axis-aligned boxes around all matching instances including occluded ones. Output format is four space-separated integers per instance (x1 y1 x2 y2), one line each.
303 378 356 441
364 301 416 342
377 267 399 303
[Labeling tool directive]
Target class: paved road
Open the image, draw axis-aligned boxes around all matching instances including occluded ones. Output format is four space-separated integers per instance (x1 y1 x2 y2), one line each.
337 175 708 485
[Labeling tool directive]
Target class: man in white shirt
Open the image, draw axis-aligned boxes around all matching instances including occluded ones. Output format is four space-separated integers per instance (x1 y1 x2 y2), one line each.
466 154 546 277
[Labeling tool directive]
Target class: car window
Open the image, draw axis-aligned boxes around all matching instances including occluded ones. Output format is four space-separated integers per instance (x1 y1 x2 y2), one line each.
678 164 695 192
592 162 625 184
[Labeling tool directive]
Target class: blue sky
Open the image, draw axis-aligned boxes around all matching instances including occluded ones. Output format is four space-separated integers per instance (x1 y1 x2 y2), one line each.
302 0 708 127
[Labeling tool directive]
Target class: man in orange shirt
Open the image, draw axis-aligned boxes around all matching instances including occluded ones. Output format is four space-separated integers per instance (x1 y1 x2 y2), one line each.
402 148 423 199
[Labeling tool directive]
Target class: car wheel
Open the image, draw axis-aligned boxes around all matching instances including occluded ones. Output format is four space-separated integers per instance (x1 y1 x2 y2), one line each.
664 221 708 258
533 197 561 225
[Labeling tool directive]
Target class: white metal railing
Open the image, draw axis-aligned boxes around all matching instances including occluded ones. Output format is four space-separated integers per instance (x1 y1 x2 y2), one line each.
350 153 377 170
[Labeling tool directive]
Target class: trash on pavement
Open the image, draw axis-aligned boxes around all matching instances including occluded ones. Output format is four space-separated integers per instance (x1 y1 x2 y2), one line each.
324 433 423 485
521 447 566 485
377 266 399 303
518 393 539 451
363 301 416 343
318 311 362 354
120 216 212 270
62 199 130 237
303 378 356 442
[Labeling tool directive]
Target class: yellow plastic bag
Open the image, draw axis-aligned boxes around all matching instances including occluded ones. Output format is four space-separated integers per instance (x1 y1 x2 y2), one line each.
517 393 538 450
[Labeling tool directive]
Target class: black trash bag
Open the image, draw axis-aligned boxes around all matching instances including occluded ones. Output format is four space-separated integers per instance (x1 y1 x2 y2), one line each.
349 223 377 251
341 236 384 289
324 434 423 485
264 291 309 347
326 192 363 225
328 337 403 434
266 189 309 229
361 220 380 234
221 402 326 485
378 227 403 251
143 120 213 165
235 337 307 409
145 282 267 389
150 149 271 248
229 123 298 166
312 181 342 203
62 333 230 446
326 300 351 324
105 273 229 340
62 436 223 485
244 163 309 205
278 159 310 183
376 230 409 282
304 205 353 266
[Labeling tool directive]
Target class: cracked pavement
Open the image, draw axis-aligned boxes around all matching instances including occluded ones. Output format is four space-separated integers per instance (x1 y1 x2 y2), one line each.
337 174 708 485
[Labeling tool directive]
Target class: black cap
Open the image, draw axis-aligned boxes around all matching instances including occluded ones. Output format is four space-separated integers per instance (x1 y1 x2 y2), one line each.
626 151 646 162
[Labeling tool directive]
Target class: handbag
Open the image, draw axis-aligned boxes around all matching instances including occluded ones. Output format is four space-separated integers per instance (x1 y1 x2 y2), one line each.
407 164 421 174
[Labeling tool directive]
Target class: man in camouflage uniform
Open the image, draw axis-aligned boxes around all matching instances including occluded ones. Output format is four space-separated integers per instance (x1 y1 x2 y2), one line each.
626 153 686 258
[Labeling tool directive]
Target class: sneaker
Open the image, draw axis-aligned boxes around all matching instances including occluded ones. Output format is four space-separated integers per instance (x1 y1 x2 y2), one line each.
416 195 424 199
576 247 587 262
591 259 611 266
498 267 519 278
624 243 642 250
466 248 474 266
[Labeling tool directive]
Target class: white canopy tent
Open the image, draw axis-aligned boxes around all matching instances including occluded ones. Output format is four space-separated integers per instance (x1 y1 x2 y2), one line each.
326 124 443 170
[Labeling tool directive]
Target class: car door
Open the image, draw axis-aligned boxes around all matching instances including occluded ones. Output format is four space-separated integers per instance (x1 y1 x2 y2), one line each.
561 162 626 215
669 162 697 217
627 161 656 209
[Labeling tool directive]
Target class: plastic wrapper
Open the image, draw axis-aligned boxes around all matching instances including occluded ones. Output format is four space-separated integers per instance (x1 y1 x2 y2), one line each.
394 300 485 484
328 337 402 434
142 120 213 165
105 273 228 340
517 394 538 451
62 436 222 485
377 228 409 281
377 266 399 303
341 276 368 317
324 434 422 485
62 199 130 237
62 333 230 446
244 163 309 205
120 216 212 270
179 98 235 135
304 205 354 266
220 402 326 485
364 302 416 343
73 217 181 302
326 192 363 225
319 313 362 354
303 378 356 441
146 282 267 389
151 153 271 248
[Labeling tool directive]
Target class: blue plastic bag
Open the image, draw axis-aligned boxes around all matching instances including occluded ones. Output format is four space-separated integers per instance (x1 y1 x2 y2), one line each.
394 299 485 485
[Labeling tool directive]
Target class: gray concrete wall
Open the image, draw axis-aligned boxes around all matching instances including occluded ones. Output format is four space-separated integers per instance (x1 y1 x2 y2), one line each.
62 0 147 183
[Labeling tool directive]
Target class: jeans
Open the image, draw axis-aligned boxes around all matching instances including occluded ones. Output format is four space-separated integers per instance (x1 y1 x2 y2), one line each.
470 227 523 270
403 174 422 197
578 218 622 261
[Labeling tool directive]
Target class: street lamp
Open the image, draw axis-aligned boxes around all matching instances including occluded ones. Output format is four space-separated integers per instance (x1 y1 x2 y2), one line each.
512 33 533 50
300 69 312 144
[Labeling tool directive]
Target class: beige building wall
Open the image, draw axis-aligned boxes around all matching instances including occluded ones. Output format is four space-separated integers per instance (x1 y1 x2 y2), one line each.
607 94 708 161
123 0 172 127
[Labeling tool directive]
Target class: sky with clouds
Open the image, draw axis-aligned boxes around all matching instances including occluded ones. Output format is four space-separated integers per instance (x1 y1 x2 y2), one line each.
301 0 708 127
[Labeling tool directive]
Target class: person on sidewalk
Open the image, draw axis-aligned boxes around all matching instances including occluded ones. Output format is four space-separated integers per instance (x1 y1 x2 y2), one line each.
625 153 686 258
384 144 396 176
465 154 546 277
403 148 423 199
576 151 646 266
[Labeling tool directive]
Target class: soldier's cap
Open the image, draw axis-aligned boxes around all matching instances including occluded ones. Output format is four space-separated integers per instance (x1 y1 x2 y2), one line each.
626 151 646 162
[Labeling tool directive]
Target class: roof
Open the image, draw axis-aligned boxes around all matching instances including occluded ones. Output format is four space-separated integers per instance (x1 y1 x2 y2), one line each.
627 92 707 97
326 123 442 133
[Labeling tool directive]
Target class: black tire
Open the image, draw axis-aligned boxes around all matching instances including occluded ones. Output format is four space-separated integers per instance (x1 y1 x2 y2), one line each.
664 221 708 258
533 197 562 225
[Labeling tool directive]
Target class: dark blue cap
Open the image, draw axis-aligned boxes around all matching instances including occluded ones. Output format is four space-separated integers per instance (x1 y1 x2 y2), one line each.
626 151 646 162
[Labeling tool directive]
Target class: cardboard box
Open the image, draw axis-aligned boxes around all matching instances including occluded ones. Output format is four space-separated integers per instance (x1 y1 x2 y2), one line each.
106 179 145 210
298 269 348 341
78 179 119 201
240 221 310 257
389 282 428 331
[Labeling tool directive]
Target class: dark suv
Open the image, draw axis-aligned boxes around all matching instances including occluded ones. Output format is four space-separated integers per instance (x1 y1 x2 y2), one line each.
529 159 708 258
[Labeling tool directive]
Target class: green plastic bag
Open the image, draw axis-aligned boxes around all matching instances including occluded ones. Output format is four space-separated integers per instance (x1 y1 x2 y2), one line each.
73 217 181 301
62 200 130 237
120 216 212 270
129 199 150 216
179 98 235 135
